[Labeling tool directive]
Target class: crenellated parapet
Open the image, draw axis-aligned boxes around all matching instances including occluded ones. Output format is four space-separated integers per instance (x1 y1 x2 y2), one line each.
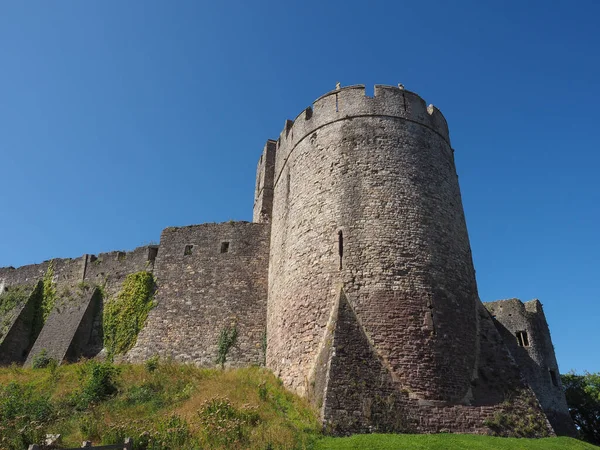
269 84 450 182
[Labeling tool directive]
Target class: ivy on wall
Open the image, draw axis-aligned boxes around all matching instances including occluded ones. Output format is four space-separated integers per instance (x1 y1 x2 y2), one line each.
103 271 156 358
27 282 45 344
216 324 238 368
41 261 57 322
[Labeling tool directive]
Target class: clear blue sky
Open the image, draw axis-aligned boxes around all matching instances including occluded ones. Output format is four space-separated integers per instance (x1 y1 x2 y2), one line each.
1 1 598 374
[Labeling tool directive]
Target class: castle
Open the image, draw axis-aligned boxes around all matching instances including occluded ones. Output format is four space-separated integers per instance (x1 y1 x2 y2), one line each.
0 84 574 436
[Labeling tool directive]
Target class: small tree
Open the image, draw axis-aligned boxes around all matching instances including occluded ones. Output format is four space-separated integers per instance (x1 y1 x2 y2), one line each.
562 371 600 445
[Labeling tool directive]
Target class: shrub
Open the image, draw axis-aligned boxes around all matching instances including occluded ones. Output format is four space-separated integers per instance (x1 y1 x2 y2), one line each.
0 382 54 450
122 382 165 410
72 360 120 409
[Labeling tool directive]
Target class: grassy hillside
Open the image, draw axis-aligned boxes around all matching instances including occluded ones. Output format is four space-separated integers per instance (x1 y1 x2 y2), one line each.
0 361 319 449
0 361 596 450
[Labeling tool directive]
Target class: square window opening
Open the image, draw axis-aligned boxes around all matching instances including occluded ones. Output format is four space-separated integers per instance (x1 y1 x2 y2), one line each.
220 242 230 253
516 330 530 347
184 245 193 256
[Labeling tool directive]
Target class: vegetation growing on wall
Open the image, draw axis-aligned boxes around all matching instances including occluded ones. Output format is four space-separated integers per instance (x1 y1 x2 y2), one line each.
41 261 57 322
483 392 552 438
103 271 156 358
216 324 238 368
0 285 30 341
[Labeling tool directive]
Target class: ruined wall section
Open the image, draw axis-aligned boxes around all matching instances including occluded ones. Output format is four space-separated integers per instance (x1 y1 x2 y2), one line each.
485 299 575 435
0 245 156 365
253 140 277 223
127 222 269 367
267 85 479 403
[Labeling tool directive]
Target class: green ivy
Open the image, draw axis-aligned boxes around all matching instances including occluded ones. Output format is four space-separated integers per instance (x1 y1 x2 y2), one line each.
216 324 238 368
103 271 155 358
41 261 57 322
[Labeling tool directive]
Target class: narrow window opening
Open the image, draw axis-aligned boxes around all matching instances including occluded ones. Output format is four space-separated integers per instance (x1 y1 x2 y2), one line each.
335 93 339 112
516 330 529 347
184 245 193 256
305 107 313 120
338 230 343 270
549 369 558 387
427 302 436 335
220 242 230 253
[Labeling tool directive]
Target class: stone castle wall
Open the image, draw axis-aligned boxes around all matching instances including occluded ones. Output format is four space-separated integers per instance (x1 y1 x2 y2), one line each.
127 222 269 367
253 140 276 223
266 85 479 403
0 246 156 365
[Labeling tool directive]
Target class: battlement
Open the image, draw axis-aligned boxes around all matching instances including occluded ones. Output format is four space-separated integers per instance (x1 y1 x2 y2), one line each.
485 298 545 318
275 84 448 154
267 85 451 185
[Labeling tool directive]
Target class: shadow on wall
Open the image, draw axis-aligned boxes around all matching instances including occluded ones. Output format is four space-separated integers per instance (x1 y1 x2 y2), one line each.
65 288 104 362
491 318 541 376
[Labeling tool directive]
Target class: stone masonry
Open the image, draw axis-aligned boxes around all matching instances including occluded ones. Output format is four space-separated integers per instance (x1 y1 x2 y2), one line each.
0 83 574 436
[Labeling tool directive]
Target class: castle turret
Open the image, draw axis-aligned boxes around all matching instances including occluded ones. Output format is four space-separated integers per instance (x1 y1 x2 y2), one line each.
265 84 478 402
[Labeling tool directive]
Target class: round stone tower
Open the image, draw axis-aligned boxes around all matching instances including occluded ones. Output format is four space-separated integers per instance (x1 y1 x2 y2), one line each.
265 85 479 405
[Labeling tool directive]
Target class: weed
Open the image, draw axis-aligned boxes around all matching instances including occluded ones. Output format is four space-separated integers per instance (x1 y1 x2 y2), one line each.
145 355 160 373
31 349 58 369
197 397 260 447
259 382 268 401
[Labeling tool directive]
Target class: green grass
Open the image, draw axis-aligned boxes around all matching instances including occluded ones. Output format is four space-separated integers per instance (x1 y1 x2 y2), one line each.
0 361 320 450
0 362 596 450
316 434 598 449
